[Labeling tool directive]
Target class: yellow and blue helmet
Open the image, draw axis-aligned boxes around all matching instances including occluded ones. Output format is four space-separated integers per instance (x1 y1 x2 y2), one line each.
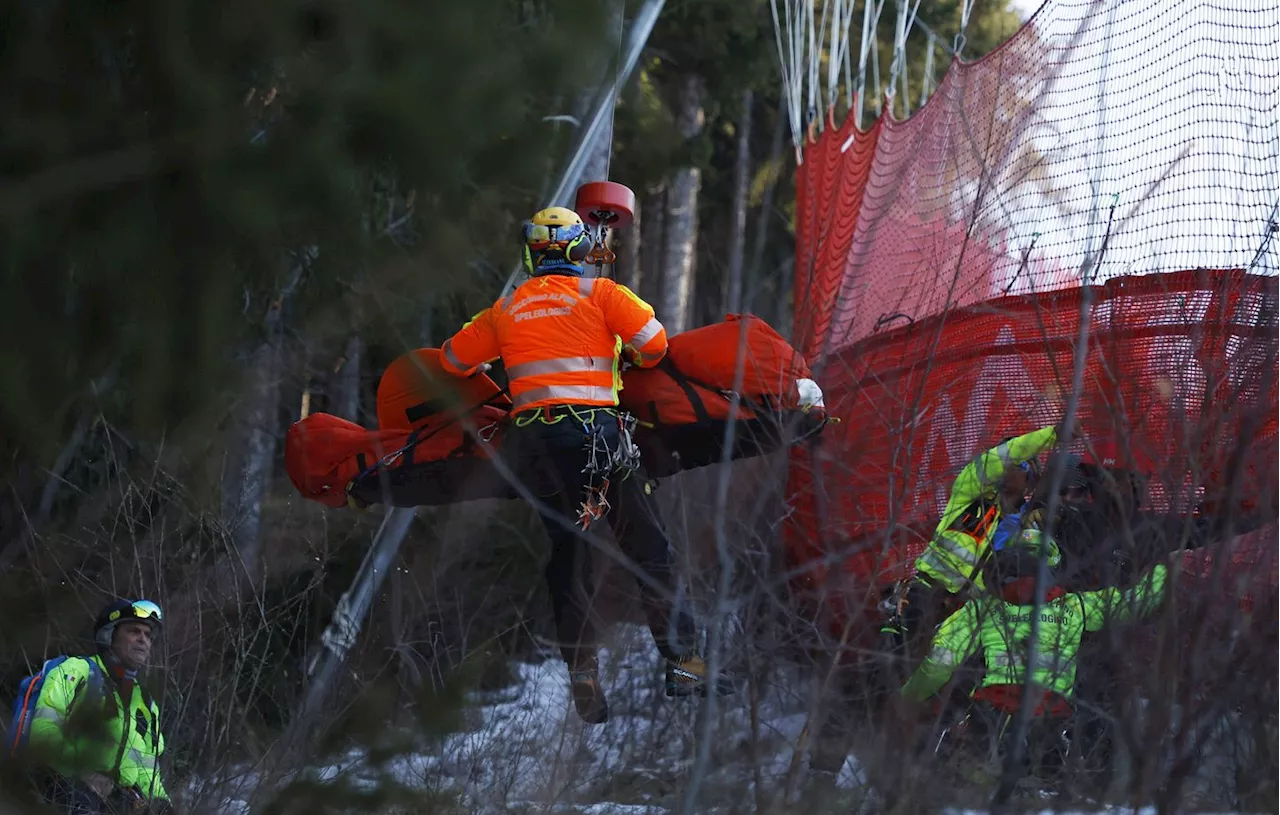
522 206 593 276
1011 527 1062 568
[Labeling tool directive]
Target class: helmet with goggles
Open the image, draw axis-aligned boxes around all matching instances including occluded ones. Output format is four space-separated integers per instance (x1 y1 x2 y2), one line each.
521 206 594 277
989 527 1063 584
93 599 163 649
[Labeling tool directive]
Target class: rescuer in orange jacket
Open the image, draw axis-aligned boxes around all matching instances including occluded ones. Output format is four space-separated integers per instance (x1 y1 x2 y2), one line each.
440 205 716 723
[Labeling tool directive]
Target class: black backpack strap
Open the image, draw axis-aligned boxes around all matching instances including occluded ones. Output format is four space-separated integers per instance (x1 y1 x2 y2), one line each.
137 681 155 715
65 655 105 712
656 357 712 424
656 357 790 426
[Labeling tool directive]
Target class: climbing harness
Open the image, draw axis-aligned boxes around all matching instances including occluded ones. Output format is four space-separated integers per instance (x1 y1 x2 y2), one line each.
577 410 643 530
508 403 642 530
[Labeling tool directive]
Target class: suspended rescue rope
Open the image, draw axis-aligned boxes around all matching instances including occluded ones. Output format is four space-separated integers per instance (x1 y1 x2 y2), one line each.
885 0 923 117
826 0 861 123
955 0 977 55
854 0 887 128
920 30 937 108
769 0 813 162
769 0 977 156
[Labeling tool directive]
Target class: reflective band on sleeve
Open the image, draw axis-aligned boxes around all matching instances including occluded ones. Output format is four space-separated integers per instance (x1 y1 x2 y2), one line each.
442 340 467 372
578 277 596 297
995 441 1013 468
915 550 969 591
632 348 665 364
506 356 615 381
32 708 63 724
512 385 617 410
629 317 663 348
930 647 962 667
934 534 982 567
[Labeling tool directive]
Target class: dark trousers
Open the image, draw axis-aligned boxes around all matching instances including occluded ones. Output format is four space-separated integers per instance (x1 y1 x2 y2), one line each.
509 407 696 669
953 701 1072 784
41 777 107 815
25 771 167 815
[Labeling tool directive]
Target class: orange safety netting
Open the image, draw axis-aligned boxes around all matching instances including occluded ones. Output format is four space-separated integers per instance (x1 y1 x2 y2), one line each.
783 0 1279 637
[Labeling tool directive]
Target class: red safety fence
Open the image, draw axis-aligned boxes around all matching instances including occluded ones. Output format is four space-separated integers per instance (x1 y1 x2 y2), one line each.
782 0 1279 642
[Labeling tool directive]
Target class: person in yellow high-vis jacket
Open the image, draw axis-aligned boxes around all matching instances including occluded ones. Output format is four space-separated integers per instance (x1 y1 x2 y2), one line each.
27 600 171 814
881 421 1077 668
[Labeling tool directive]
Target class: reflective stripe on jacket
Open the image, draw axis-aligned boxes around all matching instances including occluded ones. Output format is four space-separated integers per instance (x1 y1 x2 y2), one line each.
29 655 168 801
440 275 667 413
901 563 1169 704
914 425 1059 593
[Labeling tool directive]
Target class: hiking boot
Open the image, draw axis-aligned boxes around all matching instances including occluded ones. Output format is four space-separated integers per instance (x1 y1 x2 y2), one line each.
569 662 609 724
664 653 736 698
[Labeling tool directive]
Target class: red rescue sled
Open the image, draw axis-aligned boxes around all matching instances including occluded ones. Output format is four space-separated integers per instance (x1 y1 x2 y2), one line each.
619 314 827 476
284 315 828 510
284 352 514 509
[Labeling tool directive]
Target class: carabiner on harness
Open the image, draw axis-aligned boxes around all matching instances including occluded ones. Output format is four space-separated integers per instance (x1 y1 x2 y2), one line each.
574 410 644 530
577 419 615 530
611 411 643 476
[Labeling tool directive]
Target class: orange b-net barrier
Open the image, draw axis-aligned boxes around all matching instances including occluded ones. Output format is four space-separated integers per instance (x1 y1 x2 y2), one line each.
783 0 1279 637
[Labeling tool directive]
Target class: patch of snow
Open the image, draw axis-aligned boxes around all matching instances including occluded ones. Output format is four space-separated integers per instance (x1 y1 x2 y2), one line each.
186 623 1255 815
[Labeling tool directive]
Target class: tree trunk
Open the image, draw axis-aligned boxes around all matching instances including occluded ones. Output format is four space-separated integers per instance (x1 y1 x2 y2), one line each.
223 255 305 581
616 195 641 290
724 89 753 316
332 333 363 422
776 256 795 341
657 74 705 336
748 97 789 318
639 184 666 305
229 333 282 579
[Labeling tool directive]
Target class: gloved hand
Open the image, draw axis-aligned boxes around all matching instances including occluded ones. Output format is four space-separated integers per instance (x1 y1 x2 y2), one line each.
472 362 493 376
110 787 174 815
80 772 114 800
107 785 147 812
1057 415 1085 442
619 346 638 372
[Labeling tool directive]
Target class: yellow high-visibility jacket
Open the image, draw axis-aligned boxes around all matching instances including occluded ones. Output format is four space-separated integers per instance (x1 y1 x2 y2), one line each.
914 426 1059 594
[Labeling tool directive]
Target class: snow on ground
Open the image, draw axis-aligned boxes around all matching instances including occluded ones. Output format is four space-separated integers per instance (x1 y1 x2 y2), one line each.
197 623 861 813
365 624 854 812
195 624 1255 814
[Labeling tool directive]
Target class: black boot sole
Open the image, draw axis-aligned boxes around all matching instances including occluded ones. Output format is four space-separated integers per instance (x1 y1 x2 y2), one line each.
572 683 609 724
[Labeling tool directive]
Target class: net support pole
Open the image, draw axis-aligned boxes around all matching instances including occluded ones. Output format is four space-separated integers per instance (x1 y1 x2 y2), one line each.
272 504 417 767
296 506 417 720
278 0 669 757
